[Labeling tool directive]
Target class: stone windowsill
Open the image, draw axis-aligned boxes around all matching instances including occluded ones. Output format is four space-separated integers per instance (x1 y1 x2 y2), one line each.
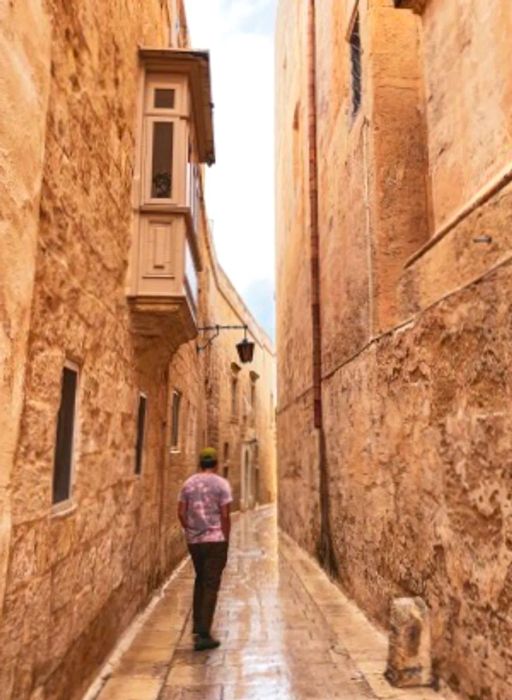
51 501 78 519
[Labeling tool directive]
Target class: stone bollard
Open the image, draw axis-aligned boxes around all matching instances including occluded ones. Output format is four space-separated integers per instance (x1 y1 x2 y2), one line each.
385 597 433 688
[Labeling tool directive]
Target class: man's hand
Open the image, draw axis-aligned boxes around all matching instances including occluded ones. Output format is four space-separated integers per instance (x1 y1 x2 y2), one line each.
220 503 231 543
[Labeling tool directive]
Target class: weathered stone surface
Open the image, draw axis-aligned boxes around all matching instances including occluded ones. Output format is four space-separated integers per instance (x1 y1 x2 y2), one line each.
276 1 512 699
386 597 432 687
0 3 276 700
420 0 512 230
0 0 52 611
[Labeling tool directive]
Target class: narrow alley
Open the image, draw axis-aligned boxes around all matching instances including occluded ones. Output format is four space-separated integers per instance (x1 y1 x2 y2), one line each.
90 508 447 700
2 0 511 698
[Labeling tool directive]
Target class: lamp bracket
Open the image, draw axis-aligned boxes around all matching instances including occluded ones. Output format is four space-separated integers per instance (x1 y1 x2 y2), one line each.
196 324 248 353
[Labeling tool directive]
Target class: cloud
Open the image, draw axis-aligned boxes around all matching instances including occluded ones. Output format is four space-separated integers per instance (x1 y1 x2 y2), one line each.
185 0 276 337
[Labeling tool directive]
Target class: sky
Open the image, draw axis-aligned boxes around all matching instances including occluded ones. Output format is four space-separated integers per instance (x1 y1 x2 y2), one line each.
185 0 277 341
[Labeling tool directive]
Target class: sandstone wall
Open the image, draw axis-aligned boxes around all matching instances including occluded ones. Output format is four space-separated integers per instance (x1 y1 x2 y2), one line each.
276 0 512 698
0 0 52 613
275 0 314 411
275 0 321 547
0 2 191 698
421 0 512 229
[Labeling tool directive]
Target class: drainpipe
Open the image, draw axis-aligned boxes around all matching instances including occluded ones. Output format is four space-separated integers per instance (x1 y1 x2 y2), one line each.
307 0 337 577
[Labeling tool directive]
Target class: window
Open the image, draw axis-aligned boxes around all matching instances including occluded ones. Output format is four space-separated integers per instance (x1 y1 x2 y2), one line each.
188 159 201 232
135 394 147 475
52 363 79 505
349 12 362 116
143 75 185 204
231 376 238 418
154 89 175 109
151 122 174 198
170 390 182 450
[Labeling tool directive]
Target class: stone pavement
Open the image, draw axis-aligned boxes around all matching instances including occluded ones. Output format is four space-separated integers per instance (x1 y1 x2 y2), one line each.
88 506 450 700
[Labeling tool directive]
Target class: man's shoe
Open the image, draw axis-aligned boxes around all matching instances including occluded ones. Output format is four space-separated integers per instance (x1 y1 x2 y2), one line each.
194 635 221 652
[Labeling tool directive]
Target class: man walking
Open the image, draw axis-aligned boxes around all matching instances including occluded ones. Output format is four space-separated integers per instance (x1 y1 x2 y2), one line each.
178 447 232 651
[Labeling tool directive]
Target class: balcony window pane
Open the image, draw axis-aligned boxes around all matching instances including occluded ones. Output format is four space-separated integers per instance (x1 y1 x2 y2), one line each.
151 122 174 199
154 89 175 109
188 162 201 233
185 241 198 304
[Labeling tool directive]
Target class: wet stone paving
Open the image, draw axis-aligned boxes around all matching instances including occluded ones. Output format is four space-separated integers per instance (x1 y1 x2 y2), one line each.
91 507 447 700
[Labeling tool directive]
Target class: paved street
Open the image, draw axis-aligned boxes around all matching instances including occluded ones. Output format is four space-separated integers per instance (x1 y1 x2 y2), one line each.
91 507 447 700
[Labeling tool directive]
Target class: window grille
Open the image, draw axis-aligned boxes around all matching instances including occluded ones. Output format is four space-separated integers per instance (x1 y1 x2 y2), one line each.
135 394 147 475
170 390 182 450
231 377 238 418
349 13 362 116
52 364 79 504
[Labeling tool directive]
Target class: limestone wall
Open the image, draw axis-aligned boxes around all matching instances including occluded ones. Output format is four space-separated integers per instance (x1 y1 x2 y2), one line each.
0 0 52 614
276 0 512 697
0 2 178 697
421 0 512 229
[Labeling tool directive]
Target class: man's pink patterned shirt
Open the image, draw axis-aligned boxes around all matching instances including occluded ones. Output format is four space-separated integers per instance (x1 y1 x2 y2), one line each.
178 473 233 544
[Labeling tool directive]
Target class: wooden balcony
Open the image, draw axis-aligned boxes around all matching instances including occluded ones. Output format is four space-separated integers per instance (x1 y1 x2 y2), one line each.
127 211 198 349
127 49 214 357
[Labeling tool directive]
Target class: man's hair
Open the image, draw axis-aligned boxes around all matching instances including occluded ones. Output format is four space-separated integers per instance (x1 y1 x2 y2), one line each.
200 458 217 469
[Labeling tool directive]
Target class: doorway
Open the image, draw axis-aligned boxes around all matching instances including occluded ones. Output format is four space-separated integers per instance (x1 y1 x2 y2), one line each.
241 441 259 510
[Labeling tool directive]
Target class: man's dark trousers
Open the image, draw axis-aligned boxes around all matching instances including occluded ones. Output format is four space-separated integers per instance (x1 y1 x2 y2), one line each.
188 541 228 637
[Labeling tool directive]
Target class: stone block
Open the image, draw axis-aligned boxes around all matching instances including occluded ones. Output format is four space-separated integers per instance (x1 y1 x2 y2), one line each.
385 597 432 687
47 514 76 568
23 575 51 644
51 554 79 612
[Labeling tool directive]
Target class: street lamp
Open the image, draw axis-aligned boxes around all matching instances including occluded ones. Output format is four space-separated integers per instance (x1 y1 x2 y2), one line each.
236 336 255 364
197 324 255 364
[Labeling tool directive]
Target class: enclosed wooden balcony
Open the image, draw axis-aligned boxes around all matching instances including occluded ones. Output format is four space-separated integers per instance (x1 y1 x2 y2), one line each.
127 49 215 351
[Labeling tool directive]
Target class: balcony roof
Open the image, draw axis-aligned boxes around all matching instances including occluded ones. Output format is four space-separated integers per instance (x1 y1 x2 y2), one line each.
139 48 216 165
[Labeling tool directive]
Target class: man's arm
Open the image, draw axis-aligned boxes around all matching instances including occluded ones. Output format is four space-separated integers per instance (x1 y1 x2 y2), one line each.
220 503 231 542
177 500 188 530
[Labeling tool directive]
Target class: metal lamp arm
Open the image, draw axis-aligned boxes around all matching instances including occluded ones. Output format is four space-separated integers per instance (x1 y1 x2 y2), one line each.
196 324 248 353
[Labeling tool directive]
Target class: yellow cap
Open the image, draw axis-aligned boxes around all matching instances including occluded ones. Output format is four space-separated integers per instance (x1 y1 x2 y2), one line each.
199 447 218 466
